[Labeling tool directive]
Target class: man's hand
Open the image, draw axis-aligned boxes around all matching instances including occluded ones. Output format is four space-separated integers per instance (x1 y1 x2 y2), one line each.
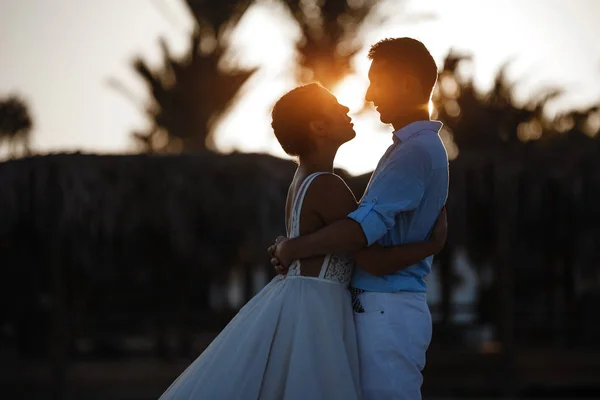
268 236 290 275
430 206 447 253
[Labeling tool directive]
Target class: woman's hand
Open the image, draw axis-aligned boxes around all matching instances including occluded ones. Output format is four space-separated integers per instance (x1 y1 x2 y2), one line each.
268 236 289 275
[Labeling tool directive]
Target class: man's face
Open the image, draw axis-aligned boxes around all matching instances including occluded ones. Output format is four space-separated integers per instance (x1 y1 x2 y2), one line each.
365 58 415 124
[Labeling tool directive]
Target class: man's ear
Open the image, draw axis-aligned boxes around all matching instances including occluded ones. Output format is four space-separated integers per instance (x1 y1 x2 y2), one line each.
405 74 424 99
308 120 327 136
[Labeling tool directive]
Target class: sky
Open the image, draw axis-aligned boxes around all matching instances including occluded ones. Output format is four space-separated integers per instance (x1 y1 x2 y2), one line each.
1 0 599 175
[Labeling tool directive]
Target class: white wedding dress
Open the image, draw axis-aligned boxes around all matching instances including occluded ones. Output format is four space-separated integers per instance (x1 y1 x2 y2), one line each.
158 172 361 400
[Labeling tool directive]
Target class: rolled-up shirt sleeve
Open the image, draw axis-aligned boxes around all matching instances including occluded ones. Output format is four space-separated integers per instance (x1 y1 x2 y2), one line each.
348 142 431 246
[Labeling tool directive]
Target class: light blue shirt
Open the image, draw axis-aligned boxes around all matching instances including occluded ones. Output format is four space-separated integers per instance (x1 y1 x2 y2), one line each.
348 120 449 293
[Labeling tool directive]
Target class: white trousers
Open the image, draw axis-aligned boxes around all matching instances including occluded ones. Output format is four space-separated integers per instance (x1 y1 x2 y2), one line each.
354 291 432 400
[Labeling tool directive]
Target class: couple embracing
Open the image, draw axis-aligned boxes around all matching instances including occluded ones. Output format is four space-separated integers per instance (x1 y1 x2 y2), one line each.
159 37 449 400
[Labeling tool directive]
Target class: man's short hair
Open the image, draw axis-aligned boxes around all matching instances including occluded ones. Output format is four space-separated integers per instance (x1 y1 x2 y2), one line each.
368 37 438 100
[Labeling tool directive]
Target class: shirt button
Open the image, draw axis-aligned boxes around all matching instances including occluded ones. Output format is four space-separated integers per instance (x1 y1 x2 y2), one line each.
371 198 377 203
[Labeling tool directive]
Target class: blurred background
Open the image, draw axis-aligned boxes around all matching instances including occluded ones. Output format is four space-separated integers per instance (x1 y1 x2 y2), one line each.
1 0 600 399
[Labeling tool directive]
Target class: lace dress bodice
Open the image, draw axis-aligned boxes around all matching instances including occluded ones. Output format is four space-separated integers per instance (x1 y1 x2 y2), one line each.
285 172 355 287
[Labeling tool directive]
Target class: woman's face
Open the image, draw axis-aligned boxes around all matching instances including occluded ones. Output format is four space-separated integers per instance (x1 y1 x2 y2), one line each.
317 93 356 146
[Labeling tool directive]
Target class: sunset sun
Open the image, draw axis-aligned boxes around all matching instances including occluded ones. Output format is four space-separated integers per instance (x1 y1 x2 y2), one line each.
332 75 369 114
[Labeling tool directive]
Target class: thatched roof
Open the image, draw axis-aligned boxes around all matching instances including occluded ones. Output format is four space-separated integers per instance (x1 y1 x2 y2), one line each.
0 152 299 282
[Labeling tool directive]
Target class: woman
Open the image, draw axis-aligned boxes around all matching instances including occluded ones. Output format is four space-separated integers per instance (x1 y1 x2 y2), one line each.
158 83 446 400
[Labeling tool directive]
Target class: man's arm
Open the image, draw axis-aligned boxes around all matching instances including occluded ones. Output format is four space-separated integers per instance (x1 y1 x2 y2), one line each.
278 218 367 263
274 143 432 267
348 143 432 246
354 207 447 276
273 174 365 267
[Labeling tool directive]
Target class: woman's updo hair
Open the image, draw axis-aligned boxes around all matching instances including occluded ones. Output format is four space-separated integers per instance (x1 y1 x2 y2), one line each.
271 83 332 157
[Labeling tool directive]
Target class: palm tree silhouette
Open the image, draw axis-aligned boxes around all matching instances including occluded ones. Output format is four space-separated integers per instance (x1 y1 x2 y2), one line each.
282 0 377 89
434 52 563 149
110 0 257 153
432 51 600 352
283 0 433 90
0 95 33 157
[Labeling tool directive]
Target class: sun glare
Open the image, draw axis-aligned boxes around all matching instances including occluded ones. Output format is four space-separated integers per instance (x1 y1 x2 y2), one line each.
332 75 368 113
428 99 435 117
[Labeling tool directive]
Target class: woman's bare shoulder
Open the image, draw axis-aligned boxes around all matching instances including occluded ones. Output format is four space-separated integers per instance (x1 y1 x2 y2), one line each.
304 173 357 224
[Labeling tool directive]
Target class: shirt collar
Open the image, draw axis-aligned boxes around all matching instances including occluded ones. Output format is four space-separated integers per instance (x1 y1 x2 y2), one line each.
393 120 443 143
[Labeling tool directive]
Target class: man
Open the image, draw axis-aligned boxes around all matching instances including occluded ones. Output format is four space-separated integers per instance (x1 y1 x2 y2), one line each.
270 37 449 399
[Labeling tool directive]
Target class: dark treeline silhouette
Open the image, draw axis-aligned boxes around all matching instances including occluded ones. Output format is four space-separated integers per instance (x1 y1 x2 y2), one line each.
2 1 600 398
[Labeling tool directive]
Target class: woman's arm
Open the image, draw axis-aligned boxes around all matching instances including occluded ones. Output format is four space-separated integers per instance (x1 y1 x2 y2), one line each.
353 207 447 276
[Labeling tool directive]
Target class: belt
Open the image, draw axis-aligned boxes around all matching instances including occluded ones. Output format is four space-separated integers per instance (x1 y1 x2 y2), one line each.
349 287 367 313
